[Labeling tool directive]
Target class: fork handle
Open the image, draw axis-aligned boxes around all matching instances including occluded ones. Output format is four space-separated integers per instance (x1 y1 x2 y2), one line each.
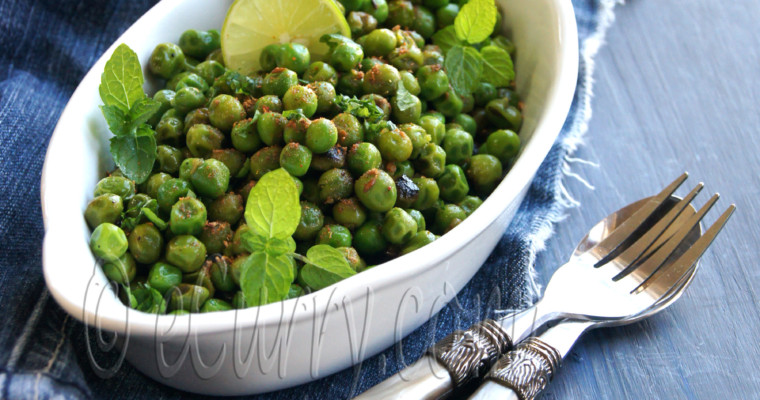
354 303 561 399
469 320 592 400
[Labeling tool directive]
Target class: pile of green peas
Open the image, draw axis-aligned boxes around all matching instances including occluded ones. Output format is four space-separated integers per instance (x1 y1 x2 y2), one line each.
85 0 523 314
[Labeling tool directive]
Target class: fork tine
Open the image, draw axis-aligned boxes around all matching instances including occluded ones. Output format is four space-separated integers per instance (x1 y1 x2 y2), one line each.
592 172 689 267
633 204 735 294
610 183 704 278
616 193 720 293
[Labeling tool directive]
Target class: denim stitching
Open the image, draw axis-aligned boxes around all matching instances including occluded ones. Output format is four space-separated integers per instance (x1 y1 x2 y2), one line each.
6 290 50 371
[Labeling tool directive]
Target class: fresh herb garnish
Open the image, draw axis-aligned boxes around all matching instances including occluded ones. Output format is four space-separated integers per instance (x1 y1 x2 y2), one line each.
335 95 385 123
99 44 160 184
395 81 418 112
440 0 515 95
238 168 356 306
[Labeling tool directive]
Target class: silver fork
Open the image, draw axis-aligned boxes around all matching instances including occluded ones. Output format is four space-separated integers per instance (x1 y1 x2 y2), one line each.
355 174 718 399
470 202 735 400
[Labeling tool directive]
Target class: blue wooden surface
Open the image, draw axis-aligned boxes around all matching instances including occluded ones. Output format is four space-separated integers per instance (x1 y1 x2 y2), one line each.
532 0 760 398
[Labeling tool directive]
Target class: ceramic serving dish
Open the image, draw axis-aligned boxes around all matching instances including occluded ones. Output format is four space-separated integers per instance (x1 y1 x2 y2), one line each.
41 0 578 395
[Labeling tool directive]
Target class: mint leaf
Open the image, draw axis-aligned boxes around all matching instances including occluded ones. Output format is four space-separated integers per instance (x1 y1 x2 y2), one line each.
395 81 417 112
454 0 497 44
127 98 161 132
480 45 515 87
242 231 267 253
110 124 156 184
335 95 385 123
99 43 145 113
244 168 301 239
444 45 484 95
100 105 127 136
240 251 294 306
300 245 356 290
431 26 464 55
320 33 354 49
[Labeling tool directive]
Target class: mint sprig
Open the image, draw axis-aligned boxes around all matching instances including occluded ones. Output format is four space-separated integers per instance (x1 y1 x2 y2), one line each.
238 168 359 306
440 0 515 95
99 44 160 184
335 95 385 123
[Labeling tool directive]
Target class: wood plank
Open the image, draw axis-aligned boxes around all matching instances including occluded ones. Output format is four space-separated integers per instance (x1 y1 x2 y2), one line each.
532 0 760 398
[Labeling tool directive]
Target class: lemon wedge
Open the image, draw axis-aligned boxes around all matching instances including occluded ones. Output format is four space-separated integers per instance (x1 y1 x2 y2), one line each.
221 0 350 75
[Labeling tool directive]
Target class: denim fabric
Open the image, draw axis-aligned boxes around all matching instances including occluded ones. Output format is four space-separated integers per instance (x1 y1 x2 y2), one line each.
0 0 611 398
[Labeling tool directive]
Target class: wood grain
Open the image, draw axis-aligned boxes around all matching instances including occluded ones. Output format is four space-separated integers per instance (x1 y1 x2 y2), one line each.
532 0 760 398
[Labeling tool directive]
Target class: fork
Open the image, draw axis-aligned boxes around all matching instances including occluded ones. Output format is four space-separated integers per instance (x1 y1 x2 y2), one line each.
354 174 724 399
470 202 735 400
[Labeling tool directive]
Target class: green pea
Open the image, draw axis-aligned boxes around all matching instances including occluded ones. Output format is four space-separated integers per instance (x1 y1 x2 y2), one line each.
231 117 263 153
211 148 248 178
401 230 436 255
208 94 246 131
201 298 233 313
466 154 503 194
347 142 382 176
339 0 368 12
423 0 448 9
435 3 459 28
195 60 226 85
483 129 521 165
226 225 250 257
332 197 367 230
336 69 365 97
173 86 207 115
432 88 463 118
283 115 311 144
128 223 164 264
191 159 230 199
169 197 207 236
149 43 186 79
186 123 224 158
316 224 353 248
257 111 287 146
387 0 415 28
355 169 397 212
353 222 387 257
294 201 325 241
337 247 366 271
485 98 523 130
179 29 220 59
381 208 416 244
144 173 172 200
156 111 184 146
102 253 137 285
400 71 421 96
168 283 210 312
394 175 420 209
165 235 207 273
406 209 426 232
422 46 445 66
362 63 401 97
333 113 364 147
474 82 497 107
232 290 248 309
263 68 299 97
377 127 413 162
156 178 191 213
443 128 474 165
148 261 183 294
283 85 319 118
361 28 398 57
249 145 282 179
306 118 339 154
178 158 202 182
434 203 466 233
84 194 123 230
172 72 209 92
90 223 128 262
387 160 415 180
414 143 446 178
208 255 236 293
255 94 284 113
154 145 183 175
199 221 232 255
304 61 339 86
413 5 437 39
399 123 431 158
361 0 389 22
279 143 313 177
149 89 176 126
207 192 243 225
311 145 347 171
419 114 446 145
391 92 422 123
458 195 483 216
437 164 469 203
330 42 364 72
318 168 354 205
272 43 311 75
94 176 135 201
183 107 210 133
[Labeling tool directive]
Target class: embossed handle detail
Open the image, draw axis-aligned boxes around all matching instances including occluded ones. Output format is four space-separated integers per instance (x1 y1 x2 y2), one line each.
428 319 513 389
484 337 562 400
